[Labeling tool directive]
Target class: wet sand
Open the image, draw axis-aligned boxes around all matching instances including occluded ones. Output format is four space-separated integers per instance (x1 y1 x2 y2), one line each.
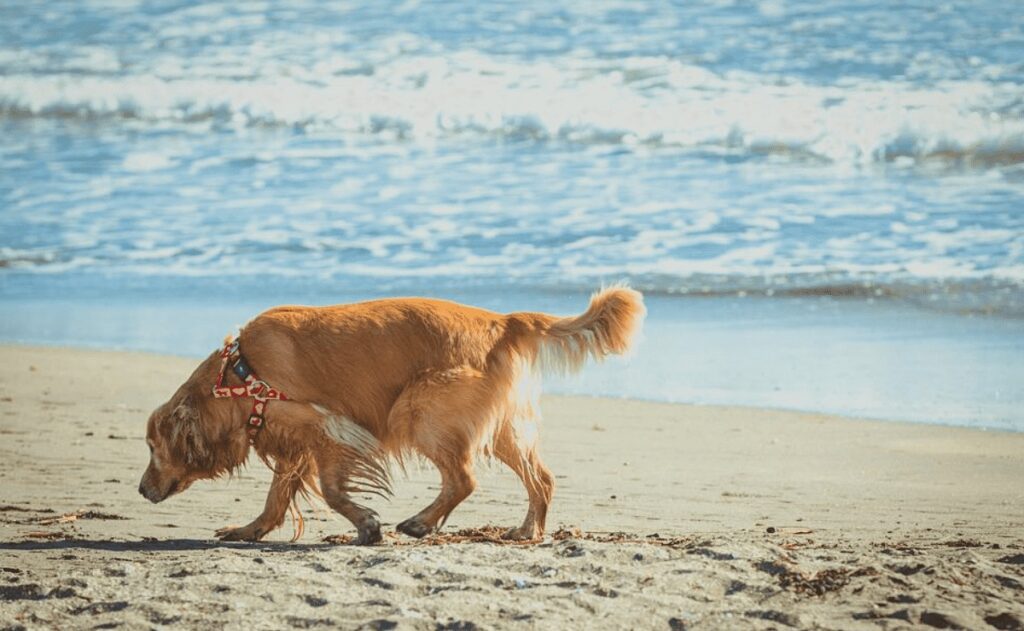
1 345 1023 629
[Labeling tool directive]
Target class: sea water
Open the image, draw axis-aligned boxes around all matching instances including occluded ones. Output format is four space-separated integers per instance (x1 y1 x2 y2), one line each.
1 1 1022 429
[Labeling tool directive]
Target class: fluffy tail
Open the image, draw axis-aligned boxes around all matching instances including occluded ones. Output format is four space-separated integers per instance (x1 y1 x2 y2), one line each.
510 285 645 375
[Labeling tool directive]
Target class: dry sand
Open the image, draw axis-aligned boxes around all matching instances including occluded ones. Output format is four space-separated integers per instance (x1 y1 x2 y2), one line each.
1 344 1023 630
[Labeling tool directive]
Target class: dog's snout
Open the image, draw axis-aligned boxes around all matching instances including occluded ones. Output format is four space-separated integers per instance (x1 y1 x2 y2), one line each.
138 478 160 503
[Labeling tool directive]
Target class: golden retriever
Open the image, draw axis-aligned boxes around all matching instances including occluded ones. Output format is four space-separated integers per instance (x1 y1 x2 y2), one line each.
138 287 644 544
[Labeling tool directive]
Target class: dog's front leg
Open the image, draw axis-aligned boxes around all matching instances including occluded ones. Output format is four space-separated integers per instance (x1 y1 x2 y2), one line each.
215 464 304 542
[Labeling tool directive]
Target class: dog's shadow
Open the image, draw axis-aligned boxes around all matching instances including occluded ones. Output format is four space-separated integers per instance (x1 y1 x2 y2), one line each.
0 538 339 553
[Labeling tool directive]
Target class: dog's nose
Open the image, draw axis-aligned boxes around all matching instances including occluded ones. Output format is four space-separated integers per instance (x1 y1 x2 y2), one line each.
138 481 147 498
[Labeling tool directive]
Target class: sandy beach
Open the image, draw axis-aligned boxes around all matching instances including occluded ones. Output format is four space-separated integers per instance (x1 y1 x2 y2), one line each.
1 344 1022 630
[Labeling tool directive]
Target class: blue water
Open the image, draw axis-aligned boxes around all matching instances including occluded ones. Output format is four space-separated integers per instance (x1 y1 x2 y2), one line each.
2 1 1023 429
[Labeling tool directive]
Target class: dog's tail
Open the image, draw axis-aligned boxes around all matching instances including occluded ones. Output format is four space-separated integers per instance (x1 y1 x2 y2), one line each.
508 285 645 375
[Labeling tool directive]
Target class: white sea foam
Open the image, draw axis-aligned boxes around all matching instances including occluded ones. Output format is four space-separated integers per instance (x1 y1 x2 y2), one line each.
122 152 175 172
2 51 1022 167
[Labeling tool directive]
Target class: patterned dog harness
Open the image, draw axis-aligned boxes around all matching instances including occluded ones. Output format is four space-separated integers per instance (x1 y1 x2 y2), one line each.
212 338 288 444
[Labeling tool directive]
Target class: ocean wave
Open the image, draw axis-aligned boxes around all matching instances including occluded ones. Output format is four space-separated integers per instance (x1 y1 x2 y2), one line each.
2 54 1023 167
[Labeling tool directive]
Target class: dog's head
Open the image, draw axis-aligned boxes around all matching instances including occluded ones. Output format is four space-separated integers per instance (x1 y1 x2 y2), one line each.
139 355 248 503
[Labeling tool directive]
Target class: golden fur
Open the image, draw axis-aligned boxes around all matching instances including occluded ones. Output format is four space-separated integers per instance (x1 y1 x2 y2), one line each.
139 286 645 544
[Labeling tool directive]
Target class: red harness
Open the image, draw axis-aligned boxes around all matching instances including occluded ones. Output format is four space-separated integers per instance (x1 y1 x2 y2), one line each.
212 339 288 444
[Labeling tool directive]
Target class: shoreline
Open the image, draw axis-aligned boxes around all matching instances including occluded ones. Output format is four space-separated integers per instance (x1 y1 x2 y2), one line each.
9 337 1022 434
3 282 1024 432
2 344 1023 629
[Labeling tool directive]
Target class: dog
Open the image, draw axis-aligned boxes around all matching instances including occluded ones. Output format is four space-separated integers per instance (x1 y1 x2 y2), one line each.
138 287 644 544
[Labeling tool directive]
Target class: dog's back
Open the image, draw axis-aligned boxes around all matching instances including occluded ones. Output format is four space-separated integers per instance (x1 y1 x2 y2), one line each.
238 287 644 431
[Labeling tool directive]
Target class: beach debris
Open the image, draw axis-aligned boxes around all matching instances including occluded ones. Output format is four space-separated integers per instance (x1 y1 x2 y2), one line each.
942 538 984 548
997 553 1024 565
322 525 697 548
756 558 878 596
23 531 67 540
34 510 126 525
765 526 815 536
0 504 44 513
106 434 127 439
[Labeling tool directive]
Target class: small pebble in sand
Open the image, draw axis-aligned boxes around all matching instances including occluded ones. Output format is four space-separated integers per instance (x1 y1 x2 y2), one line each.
767 527 777 534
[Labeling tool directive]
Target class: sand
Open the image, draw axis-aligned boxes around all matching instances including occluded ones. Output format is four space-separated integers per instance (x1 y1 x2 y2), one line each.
1 344 1022 630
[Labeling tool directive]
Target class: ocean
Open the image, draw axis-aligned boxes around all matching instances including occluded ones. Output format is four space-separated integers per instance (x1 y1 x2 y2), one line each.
1 1 1022 430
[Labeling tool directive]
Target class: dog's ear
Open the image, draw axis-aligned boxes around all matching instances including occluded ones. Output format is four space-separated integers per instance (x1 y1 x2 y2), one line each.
171 395 210 467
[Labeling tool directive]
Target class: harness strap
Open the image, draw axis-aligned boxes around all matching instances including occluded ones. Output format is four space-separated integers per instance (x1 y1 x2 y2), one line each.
212 339 288 444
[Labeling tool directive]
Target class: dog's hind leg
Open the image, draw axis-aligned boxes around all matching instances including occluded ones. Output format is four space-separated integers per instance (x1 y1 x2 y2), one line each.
493 426 555 541
396 449 477 539
389 370 486 539
215 456 312 542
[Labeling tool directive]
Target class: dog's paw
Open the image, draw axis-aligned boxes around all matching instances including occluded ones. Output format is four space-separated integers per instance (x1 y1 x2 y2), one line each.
502 526 540 542
352 522 383 546
215 524 265 542
395 517 433 539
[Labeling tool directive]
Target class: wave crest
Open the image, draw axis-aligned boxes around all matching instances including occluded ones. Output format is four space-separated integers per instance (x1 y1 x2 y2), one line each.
2 55 1023 167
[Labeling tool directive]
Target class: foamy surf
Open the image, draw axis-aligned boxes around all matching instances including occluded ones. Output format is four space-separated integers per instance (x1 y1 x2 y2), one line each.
2 63 1022 167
